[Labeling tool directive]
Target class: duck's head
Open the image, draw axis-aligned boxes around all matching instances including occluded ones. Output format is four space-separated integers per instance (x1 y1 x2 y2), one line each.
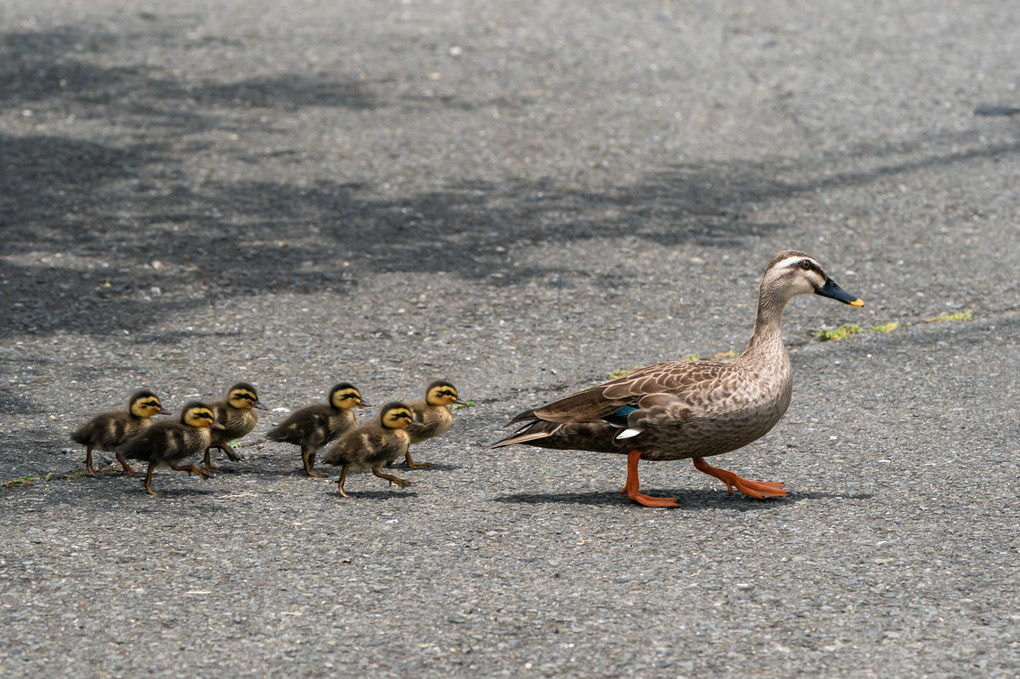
329 382 371 410
225 382 267 410
762 250 864 306
180 402 226 430
378 402 422 430
424 380 466 407
129 390 171 418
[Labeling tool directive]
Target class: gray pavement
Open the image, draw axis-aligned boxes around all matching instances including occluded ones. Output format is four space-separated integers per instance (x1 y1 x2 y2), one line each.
1 1 1018 676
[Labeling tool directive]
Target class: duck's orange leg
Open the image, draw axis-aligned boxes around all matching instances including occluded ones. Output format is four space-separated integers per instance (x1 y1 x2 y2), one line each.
692 457 787 499
620 450 678 508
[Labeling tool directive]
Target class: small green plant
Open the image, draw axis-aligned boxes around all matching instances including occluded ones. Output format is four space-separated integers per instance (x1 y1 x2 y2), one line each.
682 353 700 361
871 321 899 333
451 400 476 411
816 323 864 341
607 365 643 379
3 475 41 489
710 350 739 360
924 310 972 323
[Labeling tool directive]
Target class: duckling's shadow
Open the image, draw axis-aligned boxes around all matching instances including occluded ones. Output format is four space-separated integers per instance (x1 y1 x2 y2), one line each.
387 462 459 472
141 486 220 498
494 488 873 509
325 490 420 501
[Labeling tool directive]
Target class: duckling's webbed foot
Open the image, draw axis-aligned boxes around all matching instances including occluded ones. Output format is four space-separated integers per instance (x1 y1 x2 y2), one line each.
171 463 213 480
621 450 679 508
692 457 787 499
202 450 222 472
372 469 414 488
84 448 100 477
302 450 329 478
116 452 136 476
143 464 158 495
218 444 242 462
403 452 431 469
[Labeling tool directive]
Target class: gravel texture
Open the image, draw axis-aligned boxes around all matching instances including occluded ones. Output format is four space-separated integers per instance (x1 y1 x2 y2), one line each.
1 1 1018 676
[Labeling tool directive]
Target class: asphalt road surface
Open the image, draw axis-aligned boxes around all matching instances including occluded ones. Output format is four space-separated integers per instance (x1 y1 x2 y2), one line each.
1 1 1018 676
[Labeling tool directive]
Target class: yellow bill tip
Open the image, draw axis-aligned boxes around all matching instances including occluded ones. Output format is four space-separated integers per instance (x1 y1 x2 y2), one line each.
850 298 865 307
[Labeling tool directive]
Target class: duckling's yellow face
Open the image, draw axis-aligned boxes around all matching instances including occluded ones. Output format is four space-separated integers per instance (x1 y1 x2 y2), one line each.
426 383 461 406
130 395 167 418
183 407 219 429
227 387 260 409
331 387 364 410
380 406 415 430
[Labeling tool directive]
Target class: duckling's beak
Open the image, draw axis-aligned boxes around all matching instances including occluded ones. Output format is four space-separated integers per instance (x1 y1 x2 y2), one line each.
211 421 226 430
158 408 172 416
815 277 864 306
407 420 425 429
453 399 467 406
253 401 268 411
357 401 372 408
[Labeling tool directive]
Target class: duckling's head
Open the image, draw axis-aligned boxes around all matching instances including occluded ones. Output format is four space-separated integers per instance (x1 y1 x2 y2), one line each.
329 382 371 410
424 380 465 407
225 382 267 410
762 250 864 306
128 390 171 418
378 402 418 430
180 402 226 430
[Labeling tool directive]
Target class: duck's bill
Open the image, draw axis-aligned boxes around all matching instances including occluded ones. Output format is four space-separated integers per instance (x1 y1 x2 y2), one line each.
158 408 172 416
211 421 227 430
815 277 864 306
253 401 269 411
357 401 372 408
407 420 425 429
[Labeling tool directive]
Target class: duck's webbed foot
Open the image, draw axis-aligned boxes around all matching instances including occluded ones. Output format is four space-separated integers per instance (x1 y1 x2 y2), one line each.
692 457 787 499
620 450 679 508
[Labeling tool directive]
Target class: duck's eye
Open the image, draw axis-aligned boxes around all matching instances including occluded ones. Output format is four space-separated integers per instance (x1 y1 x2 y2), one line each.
800 260 812 270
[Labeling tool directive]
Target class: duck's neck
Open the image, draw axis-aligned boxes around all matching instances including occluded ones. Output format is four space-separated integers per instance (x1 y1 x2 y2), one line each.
739 287 789 362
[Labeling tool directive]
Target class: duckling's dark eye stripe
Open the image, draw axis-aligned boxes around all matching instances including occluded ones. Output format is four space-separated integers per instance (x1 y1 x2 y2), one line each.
143 400 160 407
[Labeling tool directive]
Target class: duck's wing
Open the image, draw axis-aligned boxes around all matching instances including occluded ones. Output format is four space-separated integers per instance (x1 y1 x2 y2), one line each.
512 360 735 425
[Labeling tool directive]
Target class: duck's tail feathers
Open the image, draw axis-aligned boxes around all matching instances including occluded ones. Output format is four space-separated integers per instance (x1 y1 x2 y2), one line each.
488 421 552 449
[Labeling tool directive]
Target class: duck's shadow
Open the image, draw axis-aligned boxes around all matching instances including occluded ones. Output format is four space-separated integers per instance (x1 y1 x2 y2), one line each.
494 488 873 509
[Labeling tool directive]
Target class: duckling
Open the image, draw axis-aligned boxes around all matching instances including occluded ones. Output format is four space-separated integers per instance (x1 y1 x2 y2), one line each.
70 390 171 476
490 250 864 508
320 402 421 498
117 402 224 495
203 382 266 470
397 380 465 468
265 382 371 477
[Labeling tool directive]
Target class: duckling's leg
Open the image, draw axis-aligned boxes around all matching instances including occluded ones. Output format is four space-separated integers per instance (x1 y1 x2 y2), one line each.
337 465 352 498
115 451 136 476
303 447 329 478
143 463 158 495
372 468 414 489
692 457 787 499
170 463 212 480
402 451 432 469
620 450 679 508
84 446 99 477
